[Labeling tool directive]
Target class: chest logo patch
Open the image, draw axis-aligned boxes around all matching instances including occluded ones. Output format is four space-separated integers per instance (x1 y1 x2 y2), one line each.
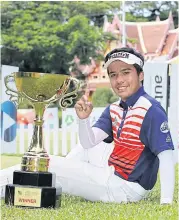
112 117 118 127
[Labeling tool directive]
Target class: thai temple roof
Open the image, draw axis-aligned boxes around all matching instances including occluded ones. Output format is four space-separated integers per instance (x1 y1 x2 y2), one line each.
103 11 178 60
71 12 178 84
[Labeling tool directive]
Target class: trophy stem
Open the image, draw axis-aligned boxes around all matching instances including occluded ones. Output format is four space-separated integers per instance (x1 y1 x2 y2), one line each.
29 102 46 153
21 102 50 172
29 120 44 153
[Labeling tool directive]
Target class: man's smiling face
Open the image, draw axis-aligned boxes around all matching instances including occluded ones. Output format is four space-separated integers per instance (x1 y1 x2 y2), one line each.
108 60 144 101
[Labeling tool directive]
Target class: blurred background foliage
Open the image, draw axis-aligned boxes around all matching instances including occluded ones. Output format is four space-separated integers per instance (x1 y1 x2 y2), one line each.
92 88 119 107
1 1 178 111
2 1 178 74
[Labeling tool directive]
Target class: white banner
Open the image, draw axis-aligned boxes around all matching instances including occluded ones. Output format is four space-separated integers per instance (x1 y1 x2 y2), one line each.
62 107 105 129
143 62 168 111
43 107 59 129
1 65 19 154
168 64 179 163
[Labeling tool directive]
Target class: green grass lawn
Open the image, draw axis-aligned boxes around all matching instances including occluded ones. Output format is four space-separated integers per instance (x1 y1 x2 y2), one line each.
0 155 178 220
1 156 21 169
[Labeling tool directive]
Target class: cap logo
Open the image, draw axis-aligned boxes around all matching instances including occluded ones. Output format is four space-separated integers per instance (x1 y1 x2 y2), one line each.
110 52 129 59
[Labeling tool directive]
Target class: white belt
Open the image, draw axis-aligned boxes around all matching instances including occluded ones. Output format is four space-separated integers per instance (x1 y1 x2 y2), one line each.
125 180 150 197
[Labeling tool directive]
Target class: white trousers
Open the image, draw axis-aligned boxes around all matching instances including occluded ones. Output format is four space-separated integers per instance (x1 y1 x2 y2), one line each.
0 143 149 203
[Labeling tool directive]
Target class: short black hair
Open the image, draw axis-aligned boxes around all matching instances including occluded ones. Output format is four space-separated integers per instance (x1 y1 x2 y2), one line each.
104 47 144 74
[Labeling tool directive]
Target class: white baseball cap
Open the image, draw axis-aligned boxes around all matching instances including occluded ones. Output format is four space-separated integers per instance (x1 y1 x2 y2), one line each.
103 51 144 69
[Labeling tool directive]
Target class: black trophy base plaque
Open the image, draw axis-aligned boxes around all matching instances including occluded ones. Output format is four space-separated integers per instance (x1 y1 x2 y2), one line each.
13 170 54 187
5 170 62 208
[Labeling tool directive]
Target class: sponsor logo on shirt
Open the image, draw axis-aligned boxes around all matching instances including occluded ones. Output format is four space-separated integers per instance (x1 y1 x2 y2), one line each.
160 121 169 133
166 134 172 142
112 117 118 126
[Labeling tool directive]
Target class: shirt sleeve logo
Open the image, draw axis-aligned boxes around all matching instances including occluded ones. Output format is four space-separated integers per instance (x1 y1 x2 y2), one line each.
166 134 172 142
160 121 169 133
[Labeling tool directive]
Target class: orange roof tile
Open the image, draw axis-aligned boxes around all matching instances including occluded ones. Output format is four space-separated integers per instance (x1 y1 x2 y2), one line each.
125 24 143 52
141 22 169 53
162 32 178 56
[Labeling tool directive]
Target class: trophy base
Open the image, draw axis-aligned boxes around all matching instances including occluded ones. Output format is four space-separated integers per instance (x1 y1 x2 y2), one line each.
5 184 61 208
5 170 62 209
13 170 55 187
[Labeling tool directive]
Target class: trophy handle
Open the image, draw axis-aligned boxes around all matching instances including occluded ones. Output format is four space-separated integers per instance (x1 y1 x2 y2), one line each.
4 74 21 106
4 74 18 94
59 77 80 110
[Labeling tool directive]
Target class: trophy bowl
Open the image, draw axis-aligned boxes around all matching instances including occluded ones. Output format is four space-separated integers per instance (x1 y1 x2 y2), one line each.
4 72 80 172
14 72 70 101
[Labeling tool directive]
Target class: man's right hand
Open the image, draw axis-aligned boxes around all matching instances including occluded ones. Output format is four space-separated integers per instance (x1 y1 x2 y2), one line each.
74 95 93 119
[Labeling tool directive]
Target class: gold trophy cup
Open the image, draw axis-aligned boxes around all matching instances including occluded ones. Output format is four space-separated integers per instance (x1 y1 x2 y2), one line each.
4 72 80 208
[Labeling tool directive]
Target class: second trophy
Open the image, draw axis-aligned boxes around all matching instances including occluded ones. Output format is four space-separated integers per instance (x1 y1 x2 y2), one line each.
4 72 80 208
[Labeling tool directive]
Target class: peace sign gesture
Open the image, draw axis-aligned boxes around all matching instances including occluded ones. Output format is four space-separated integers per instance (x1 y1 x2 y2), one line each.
74 90 93 119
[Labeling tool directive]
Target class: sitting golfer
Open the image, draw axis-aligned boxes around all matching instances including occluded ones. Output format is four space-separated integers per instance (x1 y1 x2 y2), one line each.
0 47 175 205
73 47 175 204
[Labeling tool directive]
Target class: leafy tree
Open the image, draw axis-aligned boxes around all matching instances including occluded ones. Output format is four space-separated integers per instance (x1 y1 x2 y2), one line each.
2 1 177 74
92 88 118 107
126 1 178 27
59 1 122 27
1 1 119 73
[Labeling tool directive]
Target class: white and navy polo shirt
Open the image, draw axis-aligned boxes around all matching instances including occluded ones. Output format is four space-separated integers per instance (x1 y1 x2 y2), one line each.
93 86 174 190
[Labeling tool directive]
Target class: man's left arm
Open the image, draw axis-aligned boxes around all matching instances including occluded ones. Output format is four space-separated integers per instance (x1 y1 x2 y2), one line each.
158 150 175 204
141 104 175 205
